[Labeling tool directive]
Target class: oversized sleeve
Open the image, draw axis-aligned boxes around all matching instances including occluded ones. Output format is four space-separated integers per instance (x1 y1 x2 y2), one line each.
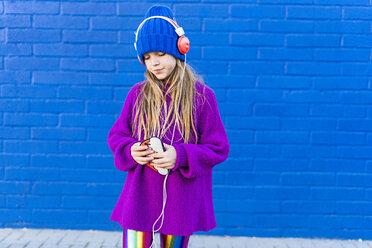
107 85 140 172
171 86 230 178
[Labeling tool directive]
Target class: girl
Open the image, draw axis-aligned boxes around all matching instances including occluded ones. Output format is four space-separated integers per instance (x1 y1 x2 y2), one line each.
107 5 229 248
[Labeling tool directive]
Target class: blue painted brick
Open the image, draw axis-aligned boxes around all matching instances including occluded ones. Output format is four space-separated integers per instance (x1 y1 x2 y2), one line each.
260 48 313 61
255 186 310 200
34 16 89 29
32 210 87 224
30 100 84 113
31 128 85 141
339 120 372 131
203 47 257 60
2 85 56 98
0 44 32 56
255 103 308 117
118 3 154 16
260 21 314 33
59 87 112 100
204 19 258 32
61 58 115 72
0 71 30 83
226 117 280 130
32 182 86 195
311 104 365 117
60 169 115 182
0 100 29 112
343 35 372 48
5 2 59 14
256 131 308 144
174 4 229 17
0 16 30 28
187 32 229 46
33 72 88 85
227 200 280 213
312 187 364 200
283 91 339 103
6 57 59 71
287 34 340 47
282 201 336 213
214 185 255 199
34 44 88 57
337 147 372 160
341 92 372 104
7 196 60 209
91 17 140 30
0 154 29 167
313 77 368 90
314 48 369 62
337 202 372 215
0 182 30 194
117 60 144 72
287 7 341 19
227 88 282 102
61 3 116 15
342 63 372 76
226 130 254 144
90 45 132 58
5 167 59 181
31 154 85 168
231 62 284 75
344 7 372 20
0 127 29 139
63 31 117 43
86 155 113 168
312 132 365 145
255 159 308 171
257 76 311 89
287 62 341 75
60 114 115 128
231 5 285 18
0 210 31 222
62 196 113 209
309 215 364 229
315 21 371 34
7 29 60 43
310 159 365 172
87 128 108 141
257 215 308 228
231 34 284 47
281 172 336 186
87 102 123 114
314 0 370 5
4 113 58 126
60 142 110 155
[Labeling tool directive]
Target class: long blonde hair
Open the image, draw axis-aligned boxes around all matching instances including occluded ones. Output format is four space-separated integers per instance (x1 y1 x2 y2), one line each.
133 58 204 144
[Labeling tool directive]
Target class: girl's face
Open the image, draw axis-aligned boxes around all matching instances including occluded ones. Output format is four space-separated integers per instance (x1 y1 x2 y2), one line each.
144 52 176 82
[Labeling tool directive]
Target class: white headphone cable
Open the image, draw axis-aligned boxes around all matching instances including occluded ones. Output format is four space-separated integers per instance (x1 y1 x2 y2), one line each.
149 55 187 248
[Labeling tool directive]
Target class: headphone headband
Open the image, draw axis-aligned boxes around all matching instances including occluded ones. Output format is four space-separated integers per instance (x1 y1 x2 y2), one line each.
134 16 185 51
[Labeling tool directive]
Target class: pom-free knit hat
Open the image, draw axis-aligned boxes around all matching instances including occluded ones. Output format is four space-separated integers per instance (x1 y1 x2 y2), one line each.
135 5 186 65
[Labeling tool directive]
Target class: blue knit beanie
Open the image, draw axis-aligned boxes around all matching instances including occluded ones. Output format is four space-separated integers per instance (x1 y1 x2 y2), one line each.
135 5 185 65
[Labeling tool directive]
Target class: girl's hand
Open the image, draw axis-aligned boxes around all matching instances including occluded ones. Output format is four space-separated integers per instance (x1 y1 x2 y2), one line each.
149 143 177 170
130 142 154 165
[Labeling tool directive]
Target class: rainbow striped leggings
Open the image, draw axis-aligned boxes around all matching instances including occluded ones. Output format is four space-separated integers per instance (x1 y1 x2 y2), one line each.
123 228 190 248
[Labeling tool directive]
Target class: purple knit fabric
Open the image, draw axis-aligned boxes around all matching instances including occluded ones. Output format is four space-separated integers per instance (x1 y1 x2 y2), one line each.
107 81 230 236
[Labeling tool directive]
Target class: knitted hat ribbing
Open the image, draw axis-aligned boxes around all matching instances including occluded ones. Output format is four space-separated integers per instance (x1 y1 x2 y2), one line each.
135 5 185 65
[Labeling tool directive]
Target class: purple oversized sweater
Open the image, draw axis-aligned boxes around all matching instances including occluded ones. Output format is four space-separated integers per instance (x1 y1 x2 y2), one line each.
107 80 229 236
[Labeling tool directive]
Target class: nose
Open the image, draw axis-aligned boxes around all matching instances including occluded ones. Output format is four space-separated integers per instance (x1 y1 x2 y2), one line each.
151 56 160 66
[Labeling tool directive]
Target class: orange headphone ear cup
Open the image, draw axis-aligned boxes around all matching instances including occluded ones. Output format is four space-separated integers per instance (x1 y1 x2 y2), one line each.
177 36 190 55
137 54 146 66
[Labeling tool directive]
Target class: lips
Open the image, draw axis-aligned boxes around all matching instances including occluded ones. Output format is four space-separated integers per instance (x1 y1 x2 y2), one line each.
153 69 163 74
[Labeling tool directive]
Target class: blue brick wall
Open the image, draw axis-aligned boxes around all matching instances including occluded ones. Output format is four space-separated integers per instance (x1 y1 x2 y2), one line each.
1 0 372 240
